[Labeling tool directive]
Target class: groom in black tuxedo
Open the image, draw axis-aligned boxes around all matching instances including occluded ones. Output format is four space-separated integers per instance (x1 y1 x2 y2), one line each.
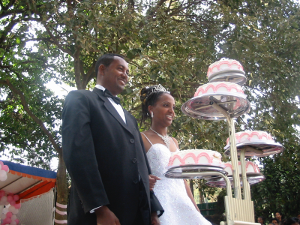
62 53 163 225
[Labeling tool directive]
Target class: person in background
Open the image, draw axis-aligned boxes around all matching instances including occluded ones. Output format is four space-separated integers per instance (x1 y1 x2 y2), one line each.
284 217 299 225
276 212 285 225
258 216 265 225
271 218 279 225
139 84 212 225
62 54 163 225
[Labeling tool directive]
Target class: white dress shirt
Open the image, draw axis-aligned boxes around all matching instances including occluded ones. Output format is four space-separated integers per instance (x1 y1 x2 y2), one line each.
95 84 126 124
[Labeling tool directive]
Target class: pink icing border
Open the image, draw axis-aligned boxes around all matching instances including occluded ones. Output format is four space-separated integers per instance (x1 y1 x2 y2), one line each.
224 161 260 175
194 82 244 97
226 131 274 145
246 161 260 173
168 152 222 167
207 60 244 77
233 97 241 110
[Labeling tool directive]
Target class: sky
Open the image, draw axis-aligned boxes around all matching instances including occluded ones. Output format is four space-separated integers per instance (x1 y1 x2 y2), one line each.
46 81 76 170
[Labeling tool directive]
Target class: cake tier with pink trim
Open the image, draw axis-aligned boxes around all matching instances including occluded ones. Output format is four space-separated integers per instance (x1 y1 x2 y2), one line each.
225 131 274 147
206 161 265 187
207 59 245 79
224 130 283 157
194 82 244 98
181 81 250 120
168 149 224 168
223 161 260 176
207 59 247 85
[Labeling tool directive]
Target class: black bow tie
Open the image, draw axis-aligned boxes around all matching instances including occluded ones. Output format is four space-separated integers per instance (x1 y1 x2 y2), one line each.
104 89 120 105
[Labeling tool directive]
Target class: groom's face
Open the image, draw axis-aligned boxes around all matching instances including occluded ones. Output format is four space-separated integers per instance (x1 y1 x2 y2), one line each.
100 56 129 96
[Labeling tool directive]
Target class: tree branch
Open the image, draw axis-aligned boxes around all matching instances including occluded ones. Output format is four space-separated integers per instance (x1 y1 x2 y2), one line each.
146 0 168 20
0 79 62 156
85 61 96 87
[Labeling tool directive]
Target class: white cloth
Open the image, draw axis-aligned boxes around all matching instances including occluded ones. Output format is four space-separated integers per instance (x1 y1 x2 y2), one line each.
95 84 126 123
146 142 212 225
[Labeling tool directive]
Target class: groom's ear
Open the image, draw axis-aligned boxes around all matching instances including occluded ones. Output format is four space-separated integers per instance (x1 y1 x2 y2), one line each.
96 65 102 81
98 64 106 76
97 64 107 82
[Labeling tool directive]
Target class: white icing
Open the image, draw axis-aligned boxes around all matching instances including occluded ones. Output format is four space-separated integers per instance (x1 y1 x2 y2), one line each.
194 82 244 98
168 149 223 167
207 59 244 78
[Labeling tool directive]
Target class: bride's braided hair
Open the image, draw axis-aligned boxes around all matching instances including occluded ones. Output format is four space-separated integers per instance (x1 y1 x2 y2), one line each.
140 84 169 125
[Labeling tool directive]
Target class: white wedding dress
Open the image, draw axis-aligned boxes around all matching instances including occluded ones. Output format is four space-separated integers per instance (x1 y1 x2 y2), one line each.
143 134 212 225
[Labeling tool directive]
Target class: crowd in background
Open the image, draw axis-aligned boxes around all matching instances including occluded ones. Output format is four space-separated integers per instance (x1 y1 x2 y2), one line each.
257 212 300 225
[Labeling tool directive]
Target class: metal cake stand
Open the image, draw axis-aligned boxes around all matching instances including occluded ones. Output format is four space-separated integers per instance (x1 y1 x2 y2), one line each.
164 164 226 179
181 93 250 199
206 172 266 188
224 141 284 157
181 94 250 120
181 91 261 225
164 164 233 195
176 63 286 224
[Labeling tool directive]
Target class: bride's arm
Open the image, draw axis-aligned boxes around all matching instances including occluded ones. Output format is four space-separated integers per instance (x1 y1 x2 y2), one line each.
184 180 201 212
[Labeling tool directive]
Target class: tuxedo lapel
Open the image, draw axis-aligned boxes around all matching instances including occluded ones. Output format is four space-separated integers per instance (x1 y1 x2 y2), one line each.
123 110 138 133
93 88 134 135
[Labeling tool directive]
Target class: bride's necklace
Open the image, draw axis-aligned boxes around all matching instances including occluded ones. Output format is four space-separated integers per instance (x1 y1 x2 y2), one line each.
150 127 170 149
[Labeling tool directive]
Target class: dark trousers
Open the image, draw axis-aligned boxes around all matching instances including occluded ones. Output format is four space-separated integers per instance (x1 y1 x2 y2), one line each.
133 179 150 225
133 210 143 225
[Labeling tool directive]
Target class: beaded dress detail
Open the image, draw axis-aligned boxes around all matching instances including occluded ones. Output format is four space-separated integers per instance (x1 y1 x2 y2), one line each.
142 133 212 225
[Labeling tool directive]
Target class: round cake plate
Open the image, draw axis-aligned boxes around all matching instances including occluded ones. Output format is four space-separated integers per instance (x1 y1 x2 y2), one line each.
208 72 247 86
181 93 250 120
164 164 227 179
206 172 265 188
224 141 284 157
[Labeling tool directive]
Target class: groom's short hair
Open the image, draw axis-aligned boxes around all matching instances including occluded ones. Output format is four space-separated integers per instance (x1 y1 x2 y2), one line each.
95 53 125 78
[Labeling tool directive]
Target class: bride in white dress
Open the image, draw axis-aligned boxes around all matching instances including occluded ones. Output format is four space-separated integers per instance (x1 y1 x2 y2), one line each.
140 85 212 225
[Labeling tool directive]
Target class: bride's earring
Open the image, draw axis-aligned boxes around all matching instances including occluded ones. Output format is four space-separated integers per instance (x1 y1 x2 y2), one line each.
150 112 153 118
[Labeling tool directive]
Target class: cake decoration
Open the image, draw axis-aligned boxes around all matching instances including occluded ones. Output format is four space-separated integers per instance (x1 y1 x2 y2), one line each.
194 82 244 97
223 161 260 176
207 59 245 79
206 161 265 187
168 149 224 168
225 130 274 148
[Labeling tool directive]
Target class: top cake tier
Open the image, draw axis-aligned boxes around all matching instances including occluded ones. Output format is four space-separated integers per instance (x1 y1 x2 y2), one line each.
207 59 247 85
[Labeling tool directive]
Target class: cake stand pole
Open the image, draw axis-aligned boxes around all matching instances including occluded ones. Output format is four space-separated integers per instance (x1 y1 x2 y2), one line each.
227 117 242 199
210 98 242 199
240 149 251 200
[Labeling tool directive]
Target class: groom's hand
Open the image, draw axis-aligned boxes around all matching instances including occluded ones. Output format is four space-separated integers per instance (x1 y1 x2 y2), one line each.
151 212 160 225
149 175 160 191
95 206 120 225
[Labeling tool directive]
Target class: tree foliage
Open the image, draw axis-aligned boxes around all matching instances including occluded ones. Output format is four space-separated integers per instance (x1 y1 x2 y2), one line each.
0 0 299 220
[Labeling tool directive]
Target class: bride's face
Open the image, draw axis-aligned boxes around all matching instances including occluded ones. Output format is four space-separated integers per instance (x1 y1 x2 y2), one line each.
149 93 175 127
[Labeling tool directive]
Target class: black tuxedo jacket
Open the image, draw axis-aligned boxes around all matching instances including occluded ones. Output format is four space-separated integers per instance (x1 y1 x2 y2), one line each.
62 88 163 225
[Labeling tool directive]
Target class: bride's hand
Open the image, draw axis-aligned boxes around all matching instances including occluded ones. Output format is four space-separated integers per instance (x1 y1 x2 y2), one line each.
149 175 160 191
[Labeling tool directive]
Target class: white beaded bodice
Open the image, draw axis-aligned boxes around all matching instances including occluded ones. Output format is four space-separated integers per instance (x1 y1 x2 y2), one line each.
147 143 174 178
